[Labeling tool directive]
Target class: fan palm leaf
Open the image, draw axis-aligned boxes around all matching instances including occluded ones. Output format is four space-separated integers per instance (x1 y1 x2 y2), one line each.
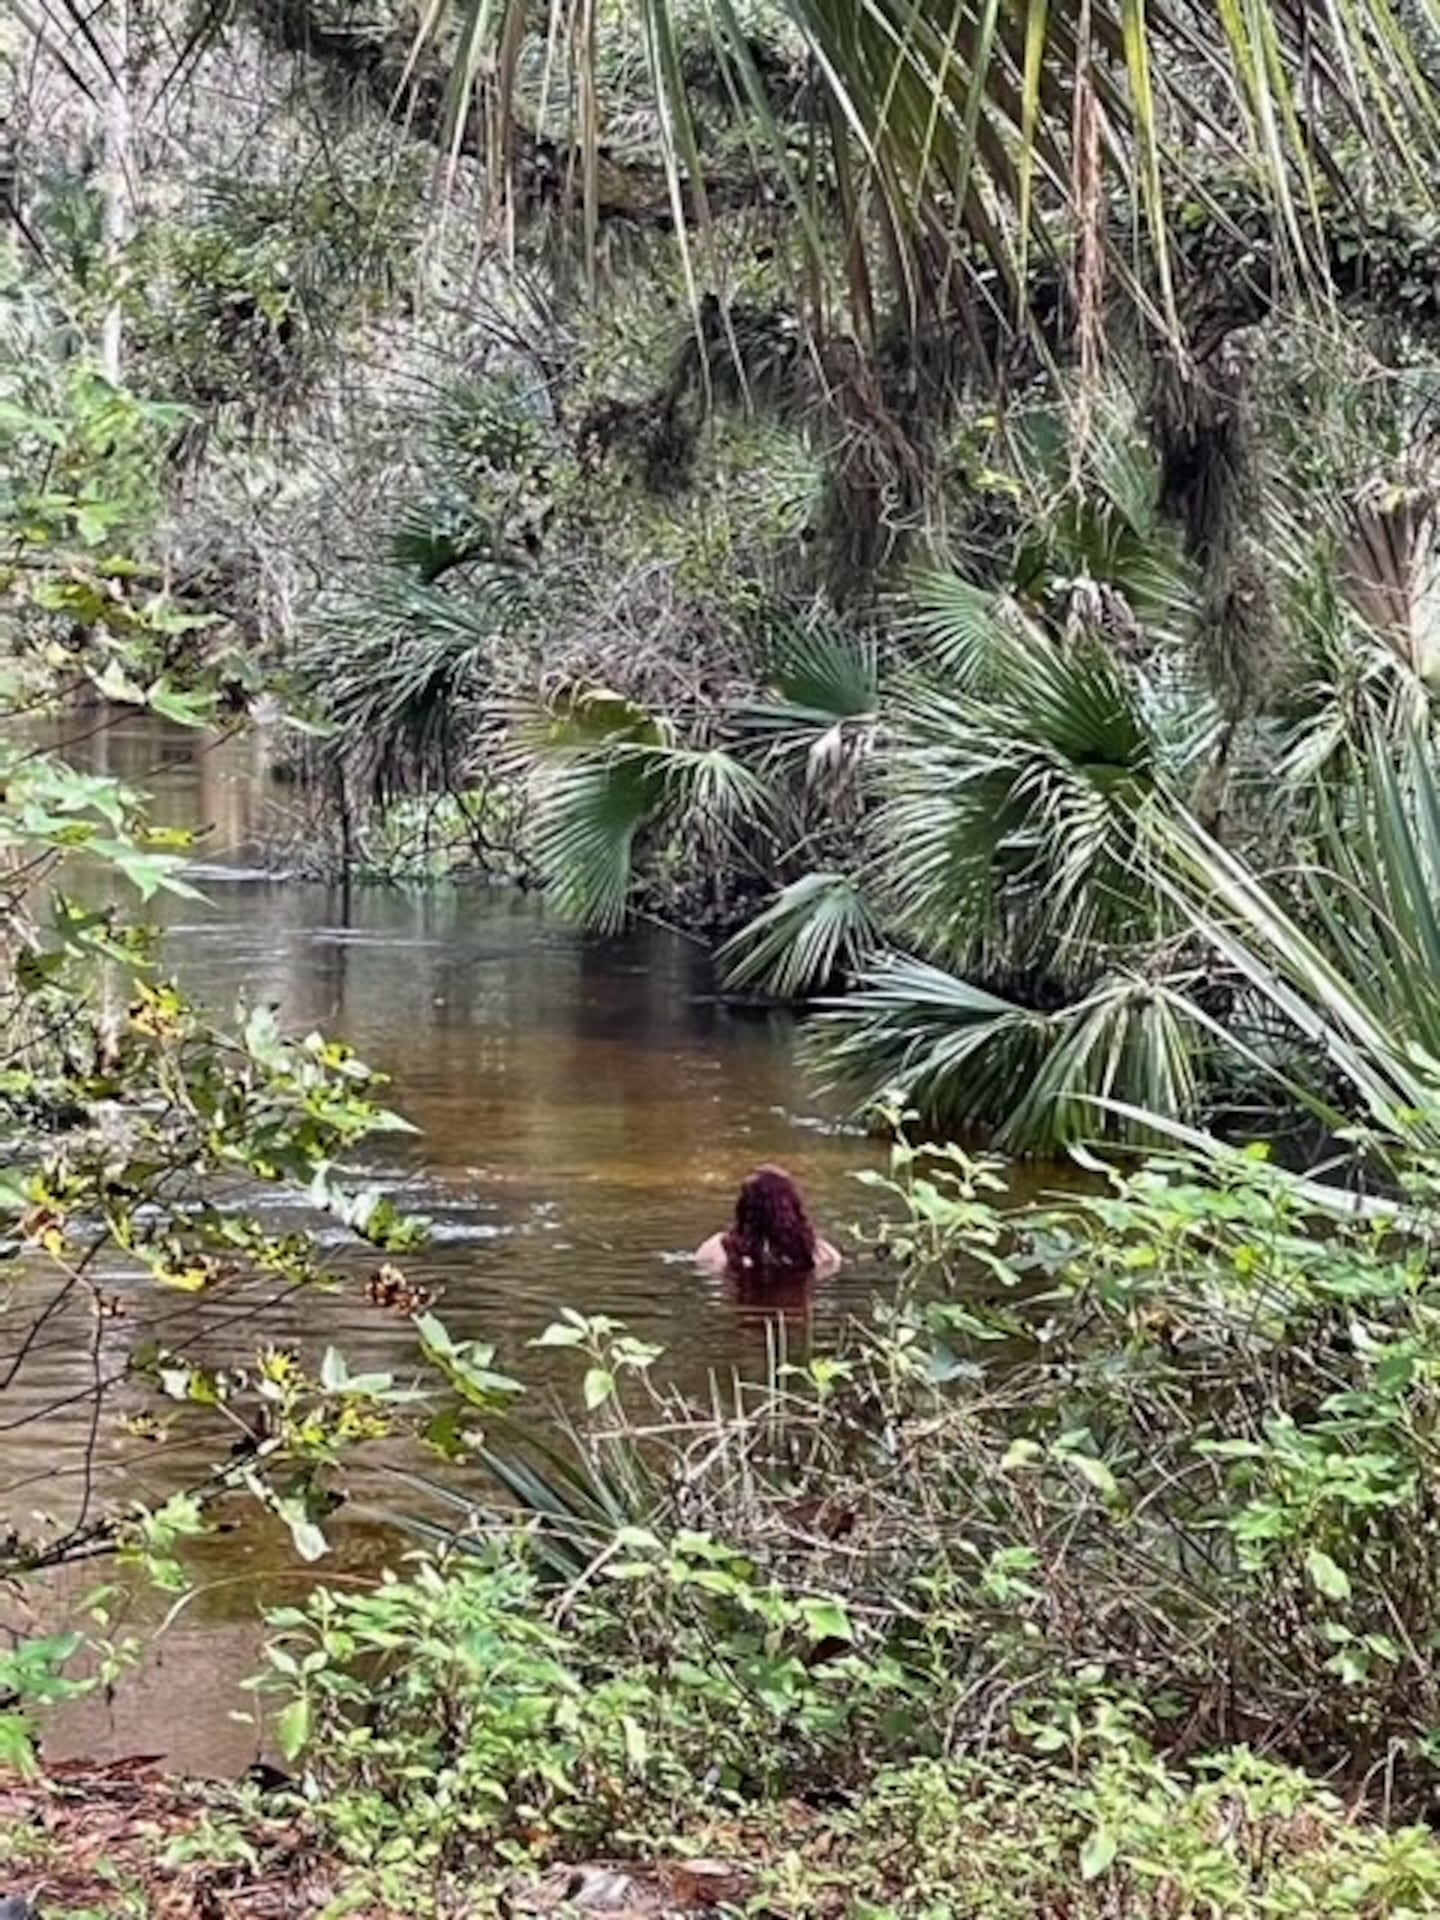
738 617 881 795
741 618 880 741
530 754 667 929
301 565 528 797
1271 505 1440 794
876 629 1173 968
809 949 1205 1153
1007 398 1200 647
719 869 882 998
908 575 1040 685
386 1414 662 1584
520 616 885 934
522 687 770 931
1158 728 1440 1155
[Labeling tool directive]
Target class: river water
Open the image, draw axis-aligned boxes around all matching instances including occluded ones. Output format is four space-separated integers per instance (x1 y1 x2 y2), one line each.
12 717 905 1771
13 716 1076 1771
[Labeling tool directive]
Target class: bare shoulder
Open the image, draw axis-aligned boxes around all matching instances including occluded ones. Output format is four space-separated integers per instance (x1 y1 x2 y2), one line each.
694 1232 729 1272
814 1239 842 1279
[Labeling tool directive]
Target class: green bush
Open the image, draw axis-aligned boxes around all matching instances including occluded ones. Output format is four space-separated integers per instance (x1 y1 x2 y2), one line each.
271 1136 1440 1871
254 1528 927 1870
771 1745 1440 1917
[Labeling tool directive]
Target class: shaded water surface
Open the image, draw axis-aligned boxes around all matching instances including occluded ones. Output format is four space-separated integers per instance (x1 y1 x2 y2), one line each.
11 720 911 1770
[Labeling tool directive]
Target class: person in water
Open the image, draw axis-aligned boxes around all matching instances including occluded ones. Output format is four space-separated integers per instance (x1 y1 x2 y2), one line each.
696 1165 841 1281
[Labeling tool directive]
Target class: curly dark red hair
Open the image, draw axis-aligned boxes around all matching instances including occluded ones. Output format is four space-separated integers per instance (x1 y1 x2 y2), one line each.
722 1165 818 1275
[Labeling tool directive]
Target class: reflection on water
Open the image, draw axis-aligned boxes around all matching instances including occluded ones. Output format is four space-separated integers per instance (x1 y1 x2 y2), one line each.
14 718 903 1771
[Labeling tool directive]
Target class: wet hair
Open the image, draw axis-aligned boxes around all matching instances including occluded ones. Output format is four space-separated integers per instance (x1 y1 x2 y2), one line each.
722 1165 819 1275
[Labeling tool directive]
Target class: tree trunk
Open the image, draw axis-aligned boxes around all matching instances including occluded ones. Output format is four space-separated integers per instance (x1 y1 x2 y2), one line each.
99 0 130 383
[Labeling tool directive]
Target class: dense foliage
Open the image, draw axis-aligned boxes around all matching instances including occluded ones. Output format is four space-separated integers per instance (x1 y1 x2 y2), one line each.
17 0 1440 1148
230 1139 1440 1909
15 0 1440 1910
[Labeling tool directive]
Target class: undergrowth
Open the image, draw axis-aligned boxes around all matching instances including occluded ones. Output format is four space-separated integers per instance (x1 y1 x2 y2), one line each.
234 1131 1440 1911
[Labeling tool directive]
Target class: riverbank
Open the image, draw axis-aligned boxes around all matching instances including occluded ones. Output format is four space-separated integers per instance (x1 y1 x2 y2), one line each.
14 1139 1440 1915
1 1759 754 1917
0 1760 728 1917
13 702 1440 1915
9 1746 1440 1918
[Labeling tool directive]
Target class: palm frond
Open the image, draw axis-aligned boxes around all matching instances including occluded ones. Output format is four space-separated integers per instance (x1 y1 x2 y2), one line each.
876 630 1172 969
523 687 768 930
512 685 670 756
809 949 1205 1154
739 619 881 783
301 565 527 797
415 0 1440 337
531 753 665 930
1158 728 1440 1155
908 575 1041 685
1271 506 1440 792
662 741 771 823
387 498 492 583
719 870 882 999
386 1415 662 1584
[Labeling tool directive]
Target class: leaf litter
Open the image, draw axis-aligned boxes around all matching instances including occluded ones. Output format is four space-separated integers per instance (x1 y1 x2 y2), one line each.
0 1760 763 1918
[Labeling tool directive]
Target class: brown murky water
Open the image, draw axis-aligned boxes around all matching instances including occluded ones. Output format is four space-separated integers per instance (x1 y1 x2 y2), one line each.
7 717 1063 1773
6 719 888 1771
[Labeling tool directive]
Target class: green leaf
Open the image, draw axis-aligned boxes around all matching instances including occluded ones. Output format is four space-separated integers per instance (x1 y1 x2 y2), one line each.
622 1714 649 1770
0 1712 38 1777
533 1322 587 1348
148 681 218 729
288 1518 329 1563
1306 1548 1352 1601
92 658 147 704
799 1597 855 1643
1065 1451 1118 1499
15 949 66 993
75 500 123 545
275 1695 312 1762
244 1003 289 1067
583 1367 615 1411
722 872 881 1001
87 840 204 903
1080 1824 1116 1881
413 1311 454 1356
415 1314 523 1405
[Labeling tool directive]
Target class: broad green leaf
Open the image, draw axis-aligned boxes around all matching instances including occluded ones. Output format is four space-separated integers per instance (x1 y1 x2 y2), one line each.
799 1596 855 1643
1306 1548 1352 1601
275 1695 312 1762
583 1366 615 1410
416 1314 523 1405
532 1323 587 1348
1080 1824 1117 1880
413 1311 454 1356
